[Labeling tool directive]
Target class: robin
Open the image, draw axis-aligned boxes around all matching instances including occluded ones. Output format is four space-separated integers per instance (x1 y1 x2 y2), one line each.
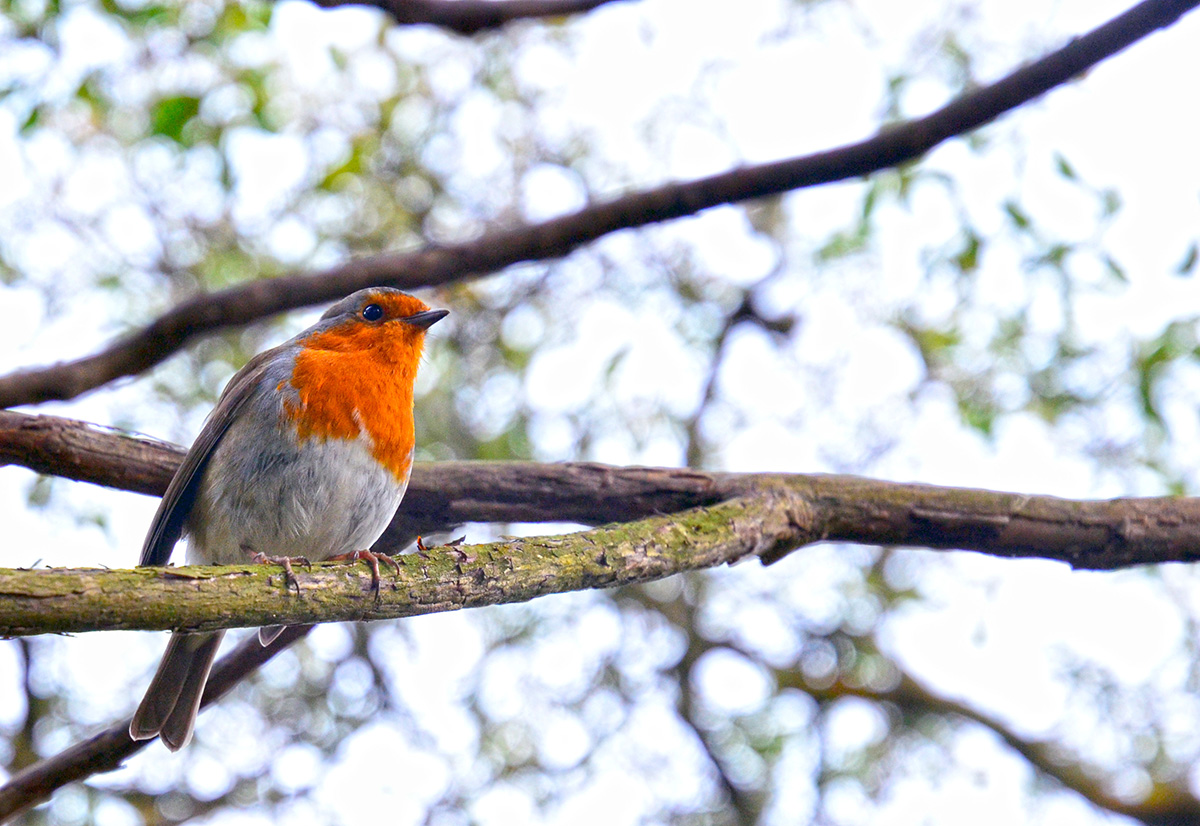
129 287 447 751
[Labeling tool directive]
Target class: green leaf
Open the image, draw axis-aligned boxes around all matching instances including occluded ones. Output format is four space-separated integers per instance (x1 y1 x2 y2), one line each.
101 0 173 26
319 140 368 191
953 230 981 274
816 222 870 262
1003 200 1030 230
236 68 272 130
1133 324 1195 428
957 390 996 437
124 4 173 26
1038 243 1071 269
19 105 41 134
861 181 879 221
1054 153 1076 180
219 1 272 36
1030 391 1085 424
898 319 960 368
150 95 201 144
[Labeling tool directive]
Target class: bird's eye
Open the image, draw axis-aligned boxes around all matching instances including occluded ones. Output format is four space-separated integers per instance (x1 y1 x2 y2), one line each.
362 304 384 322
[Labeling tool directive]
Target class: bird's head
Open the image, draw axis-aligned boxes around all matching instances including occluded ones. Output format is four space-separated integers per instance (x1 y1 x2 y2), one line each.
303 287 448 355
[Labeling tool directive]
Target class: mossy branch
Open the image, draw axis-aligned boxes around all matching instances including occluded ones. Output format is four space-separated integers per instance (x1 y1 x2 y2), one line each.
0 492 808 637
5 463 1200 637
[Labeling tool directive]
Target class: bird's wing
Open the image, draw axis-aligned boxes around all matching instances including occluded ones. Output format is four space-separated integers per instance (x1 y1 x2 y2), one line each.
139 347 287 567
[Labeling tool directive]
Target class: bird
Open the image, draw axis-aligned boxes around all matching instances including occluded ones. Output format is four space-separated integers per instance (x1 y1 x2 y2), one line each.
129 286 447 751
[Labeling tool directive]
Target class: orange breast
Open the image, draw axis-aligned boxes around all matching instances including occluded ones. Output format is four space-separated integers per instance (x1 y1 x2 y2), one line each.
282 329 422 482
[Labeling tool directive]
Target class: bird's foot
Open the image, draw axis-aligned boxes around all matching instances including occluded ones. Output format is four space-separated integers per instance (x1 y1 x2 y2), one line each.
326 549 401 596
251 552 313 596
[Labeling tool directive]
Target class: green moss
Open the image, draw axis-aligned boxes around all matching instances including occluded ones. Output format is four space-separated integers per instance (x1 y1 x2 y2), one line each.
0 495 799 637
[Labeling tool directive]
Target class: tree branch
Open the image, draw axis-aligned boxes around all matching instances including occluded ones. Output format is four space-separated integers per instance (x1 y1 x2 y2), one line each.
0 411 181 498
5 410 1200 570
0 409 733 543
0 625 312 824
0 492 805 636
310 0 628 34
0 0 1194 408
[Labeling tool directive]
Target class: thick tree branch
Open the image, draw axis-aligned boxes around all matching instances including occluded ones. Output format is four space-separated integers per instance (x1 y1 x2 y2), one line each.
0 0 1194 409
0 410 733 544
310 0 628 34
0 411 181 498
5 410 1200 570
0 625 312 824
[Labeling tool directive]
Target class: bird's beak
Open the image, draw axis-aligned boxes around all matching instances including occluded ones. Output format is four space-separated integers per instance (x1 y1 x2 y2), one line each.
404 309 449 330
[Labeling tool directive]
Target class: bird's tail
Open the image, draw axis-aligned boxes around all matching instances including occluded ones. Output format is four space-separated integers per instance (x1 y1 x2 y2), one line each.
129 630 225 751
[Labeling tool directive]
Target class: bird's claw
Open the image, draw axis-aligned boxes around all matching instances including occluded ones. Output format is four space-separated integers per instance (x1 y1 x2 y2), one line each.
327 549 400 597
251 552 311 596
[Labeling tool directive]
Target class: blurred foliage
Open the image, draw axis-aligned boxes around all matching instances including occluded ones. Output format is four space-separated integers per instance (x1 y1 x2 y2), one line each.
3 0 1200 824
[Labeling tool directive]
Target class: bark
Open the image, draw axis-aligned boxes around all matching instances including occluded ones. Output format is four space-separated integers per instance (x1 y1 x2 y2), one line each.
0 492 805 635
0 0 1194 408
5 411 1200 586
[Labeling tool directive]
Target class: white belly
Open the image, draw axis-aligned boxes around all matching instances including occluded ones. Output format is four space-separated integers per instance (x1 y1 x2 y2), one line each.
185 423 409 566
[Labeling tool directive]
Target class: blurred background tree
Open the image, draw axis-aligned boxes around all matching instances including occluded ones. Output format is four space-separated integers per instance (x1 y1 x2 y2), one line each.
1 0 1200 823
